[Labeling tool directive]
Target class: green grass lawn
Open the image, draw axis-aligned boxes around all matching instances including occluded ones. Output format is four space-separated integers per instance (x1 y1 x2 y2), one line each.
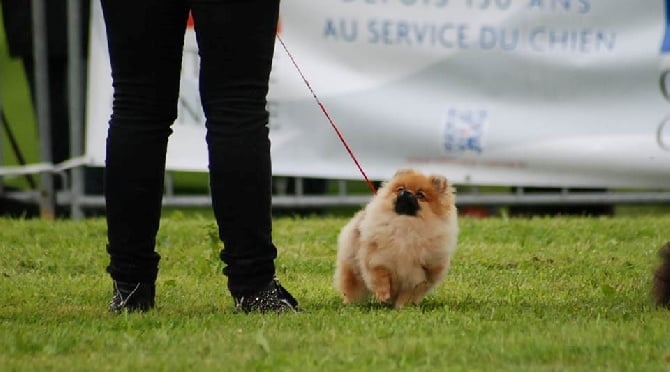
1 213 669 370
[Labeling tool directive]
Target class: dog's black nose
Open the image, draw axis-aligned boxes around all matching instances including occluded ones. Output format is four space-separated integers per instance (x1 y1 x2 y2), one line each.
394 190 419 216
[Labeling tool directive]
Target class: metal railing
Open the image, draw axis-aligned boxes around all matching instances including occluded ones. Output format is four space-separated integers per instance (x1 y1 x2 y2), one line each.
4 175 670 212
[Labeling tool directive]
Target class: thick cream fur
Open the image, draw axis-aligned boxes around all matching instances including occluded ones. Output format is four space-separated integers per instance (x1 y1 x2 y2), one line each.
334 169 459 308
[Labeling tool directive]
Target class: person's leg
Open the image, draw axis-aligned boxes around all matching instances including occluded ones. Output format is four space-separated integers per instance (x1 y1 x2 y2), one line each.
191 0 297 312
100 0 189 311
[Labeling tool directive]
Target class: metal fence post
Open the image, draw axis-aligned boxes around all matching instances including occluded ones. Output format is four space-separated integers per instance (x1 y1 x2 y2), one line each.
68 0 85 219
31 0 55 219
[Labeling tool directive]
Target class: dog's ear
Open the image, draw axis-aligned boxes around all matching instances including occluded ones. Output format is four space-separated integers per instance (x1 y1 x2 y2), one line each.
430 175 448 193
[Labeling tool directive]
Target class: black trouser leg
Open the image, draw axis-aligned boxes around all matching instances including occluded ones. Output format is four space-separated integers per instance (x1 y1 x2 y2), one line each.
191 0 280 296
101 0 189 283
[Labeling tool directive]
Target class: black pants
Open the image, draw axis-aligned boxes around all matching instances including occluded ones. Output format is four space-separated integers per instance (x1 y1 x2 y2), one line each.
101 0 280 296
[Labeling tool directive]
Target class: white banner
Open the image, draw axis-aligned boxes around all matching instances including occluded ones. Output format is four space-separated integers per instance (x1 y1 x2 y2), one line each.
86 0 670 188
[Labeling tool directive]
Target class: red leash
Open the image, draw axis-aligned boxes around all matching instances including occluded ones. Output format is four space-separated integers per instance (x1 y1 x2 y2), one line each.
276 35 377 195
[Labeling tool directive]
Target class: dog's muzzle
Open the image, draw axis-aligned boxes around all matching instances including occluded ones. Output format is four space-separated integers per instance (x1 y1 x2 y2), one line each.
394 190 419 216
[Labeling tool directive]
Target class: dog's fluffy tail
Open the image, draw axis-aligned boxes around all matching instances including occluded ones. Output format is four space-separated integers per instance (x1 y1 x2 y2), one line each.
652 242 670 308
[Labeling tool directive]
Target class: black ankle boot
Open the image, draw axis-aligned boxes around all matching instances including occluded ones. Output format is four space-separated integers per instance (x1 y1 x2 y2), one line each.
109 280 155 313
233 278 300 314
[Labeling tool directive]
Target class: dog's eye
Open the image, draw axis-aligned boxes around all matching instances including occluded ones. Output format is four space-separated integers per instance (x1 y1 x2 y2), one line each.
416 191 426 200
396 186 405 193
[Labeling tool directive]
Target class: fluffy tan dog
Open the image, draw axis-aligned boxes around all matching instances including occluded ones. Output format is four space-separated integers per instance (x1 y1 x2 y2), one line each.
334 169 458 308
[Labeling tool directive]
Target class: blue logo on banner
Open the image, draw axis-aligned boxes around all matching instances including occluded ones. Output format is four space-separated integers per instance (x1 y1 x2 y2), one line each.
663 0 670 52
443 108 487 154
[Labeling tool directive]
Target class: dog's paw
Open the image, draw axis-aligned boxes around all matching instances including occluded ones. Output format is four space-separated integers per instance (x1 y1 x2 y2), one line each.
375 289 392 303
